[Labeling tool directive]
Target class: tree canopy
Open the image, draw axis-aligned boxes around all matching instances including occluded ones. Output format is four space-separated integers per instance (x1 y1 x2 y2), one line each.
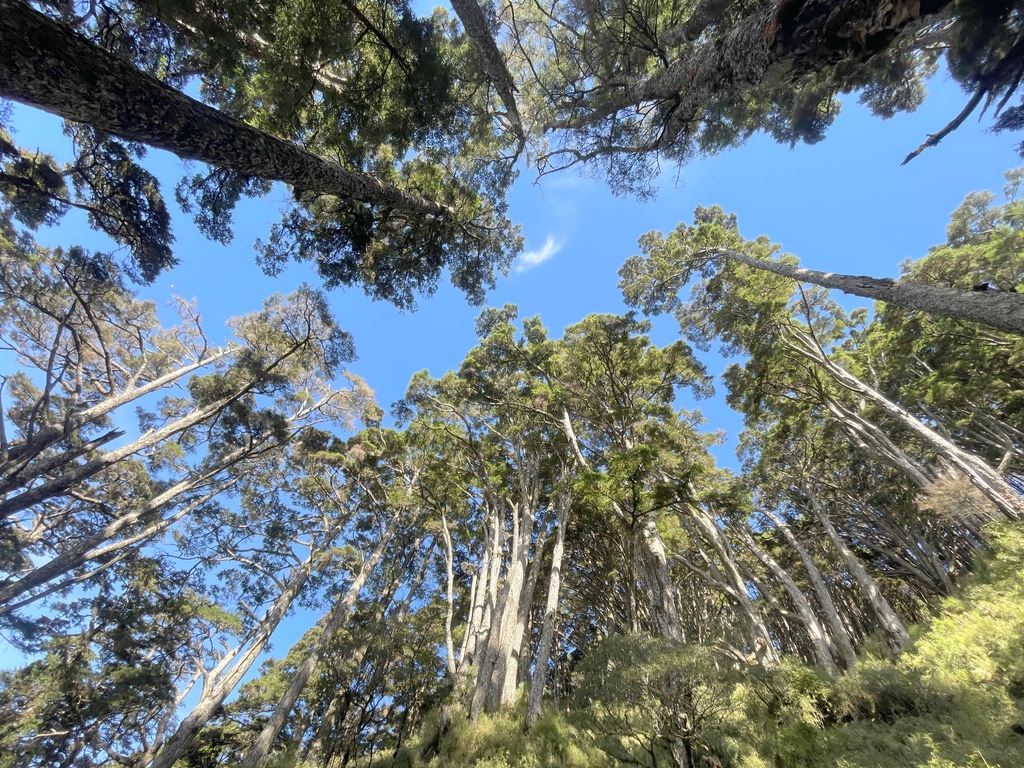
2 1 1024 768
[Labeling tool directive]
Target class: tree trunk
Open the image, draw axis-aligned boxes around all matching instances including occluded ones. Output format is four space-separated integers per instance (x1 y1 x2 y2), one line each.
579 0 953 147
239 511 402 768
0 1 450 216
766 511 858 669
637 516 686 642
440 508 459 677
449 0 524 150
526 489 570 726
147 552 318 768
689 507 777 664
738 528 839 677
0 473 238 613
470 495 537 717
788 328 1024 520
709 247 1024 337
804 485 910 654
822 398 934 489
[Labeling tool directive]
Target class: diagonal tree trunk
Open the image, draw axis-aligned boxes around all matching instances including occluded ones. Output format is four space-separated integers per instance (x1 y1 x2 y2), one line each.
634 0 952 146
785 328 1024 520
765 510 858 669
704 246 1024 336
804 484 910 655
0 1 450 216
147 550 320 768
736 526 839 677
449 0 524 151
238 510 404 768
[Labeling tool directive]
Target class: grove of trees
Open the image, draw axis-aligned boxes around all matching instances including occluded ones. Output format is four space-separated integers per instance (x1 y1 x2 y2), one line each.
2 1 1024 767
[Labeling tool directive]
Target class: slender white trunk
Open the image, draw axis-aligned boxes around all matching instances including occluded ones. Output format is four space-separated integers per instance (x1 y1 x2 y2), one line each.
526 490 570 726
239 512 403 768
440 508 459 677
789 328 1023 520
146 551 318 768
690 508 777 664
738 528 839 677
805 486 909 654
766 511 858 669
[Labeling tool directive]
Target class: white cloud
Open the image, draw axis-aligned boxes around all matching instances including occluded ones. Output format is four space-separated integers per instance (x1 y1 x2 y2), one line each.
515 235 562 273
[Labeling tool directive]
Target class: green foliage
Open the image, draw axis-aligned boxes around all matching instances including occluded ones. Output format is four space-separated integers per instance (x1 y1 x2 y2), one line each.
388 702 611 768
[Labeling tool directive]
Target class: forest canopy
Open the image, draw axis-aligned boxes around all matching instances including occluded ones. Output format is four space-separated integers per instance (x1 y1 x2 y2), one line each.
1 1 1024 768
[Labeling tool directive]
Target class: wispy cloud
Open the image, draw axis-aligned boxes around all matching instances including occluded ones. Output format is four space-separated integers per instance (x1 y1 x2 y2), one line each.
515 235 562 273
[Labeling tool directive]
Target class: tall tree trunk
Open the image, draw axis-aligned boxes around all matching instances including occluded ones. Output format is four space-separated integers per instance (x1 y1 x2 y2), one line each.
0 1 450 216
636 516 686 642
804 485 910 654
440 508 459 677
449 0 524 150
766 511 858 669
788 328 1024 520
737 528 839 677
471 493 538 717
239 512 403 768
147 551 318 768
707 247 1024 337
689 507 777 664
526 489 570 727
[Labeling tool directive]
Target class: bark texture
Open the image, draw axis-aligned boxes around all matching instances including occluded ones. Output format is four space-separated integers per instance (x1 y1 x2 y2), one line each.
449 0 524 149
0 1 450 215
708 247 1024 337
620 0 954 147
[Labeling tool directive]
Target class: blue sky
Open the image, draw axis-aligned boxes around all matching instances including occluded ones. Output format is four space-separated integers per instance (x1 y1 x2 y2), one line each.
1 63 1020 675
10 67 1018 469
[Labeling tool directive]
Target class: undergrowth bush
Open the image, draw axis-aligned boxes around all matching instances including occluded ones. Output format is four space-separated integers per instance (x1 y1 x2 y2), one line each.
357 525 1024 768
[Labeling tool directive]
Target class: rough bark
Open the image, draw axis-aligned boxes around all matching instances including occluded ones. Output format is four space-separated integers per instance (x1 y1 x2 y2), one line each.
0 1 450 215
611 0 953 147
707 247 1024 337
638 516 686 641
239 512 402 768
471 494 538 717
449 0 524 150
